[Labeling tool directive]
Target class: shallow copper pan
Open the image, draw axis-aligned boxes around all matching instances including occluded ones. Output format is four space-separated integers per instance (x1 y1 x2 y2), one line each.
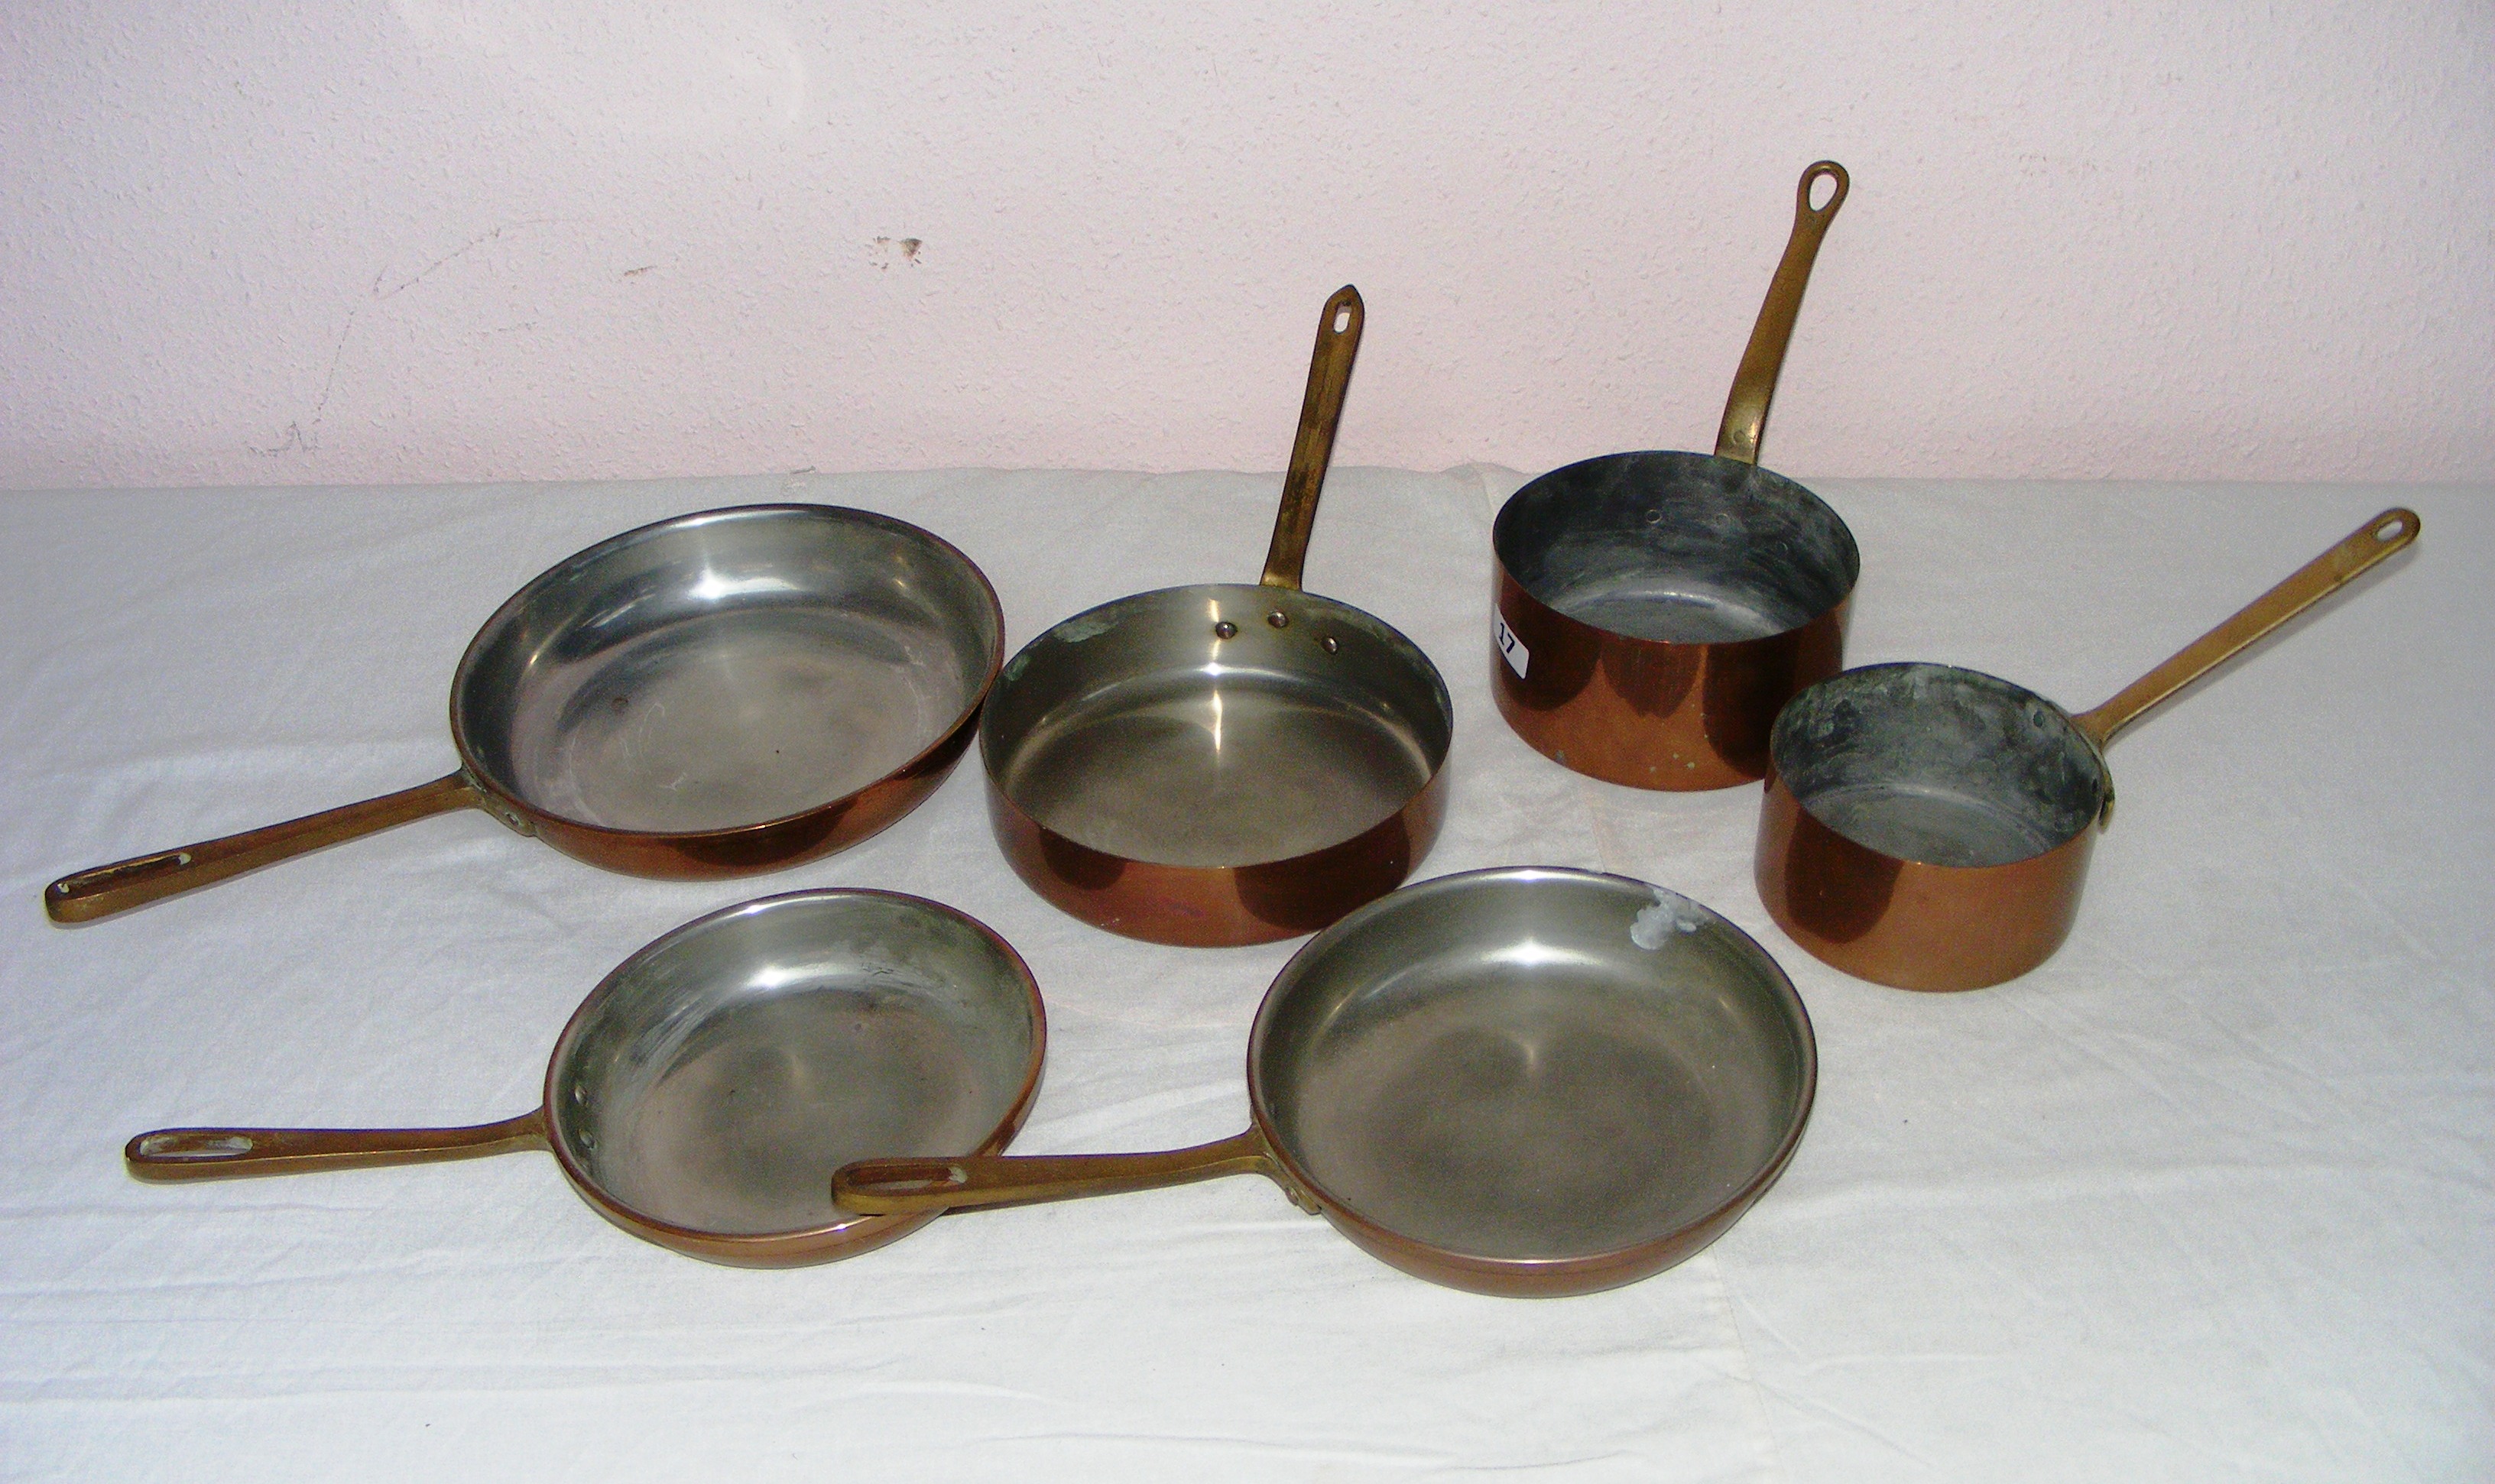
125 889 1046 1267
838 868 1814 1298
1492 162 1855 789
1757 509 2418 991
48 504 1004 922
981 287 1453 945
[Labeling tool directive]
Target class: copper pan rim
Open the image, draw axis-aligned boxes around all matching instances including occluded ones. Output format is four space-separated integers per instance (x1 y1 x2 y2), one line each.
451 502 1007 847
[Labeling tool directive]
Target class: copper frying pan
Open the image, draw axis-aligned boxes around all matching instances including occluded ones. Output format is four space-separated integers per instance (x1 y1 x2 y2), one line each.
1491 161 1856 789
979 287 1454 945
1756 508 2419 991
837 868 1814 1297
124 889 1046 1266
47 504 1004 923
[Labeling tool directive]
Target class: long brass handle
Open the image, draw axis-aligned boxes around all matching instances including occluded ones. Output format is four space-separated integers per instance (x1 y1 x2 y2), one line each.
1715 160 1849 466
2073 507 2419 749
124 1110 547 1182
46 772 486 924
1259 285 1366 591
835 1129 1283 1215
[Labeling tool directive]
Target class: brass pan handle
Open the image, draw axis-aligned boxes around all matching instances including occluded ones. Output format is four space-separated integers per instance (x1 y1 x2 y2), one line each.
1259 285 1365 591
2073 507 2419 749
835 1129 1305 1214
1715 160 1848 466
124 1110 547 1182
47 772 488 924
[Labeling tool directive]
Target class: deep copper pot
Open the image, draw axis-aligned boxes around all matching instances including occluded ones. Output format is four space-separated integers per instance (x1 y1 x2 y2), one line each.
1492 161 1857 789
1756 509 2418 991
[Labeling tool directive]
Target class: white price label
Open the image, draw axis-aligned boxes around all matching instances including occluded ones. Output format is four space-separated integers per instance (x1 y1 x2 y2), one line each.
1495 613 1530 679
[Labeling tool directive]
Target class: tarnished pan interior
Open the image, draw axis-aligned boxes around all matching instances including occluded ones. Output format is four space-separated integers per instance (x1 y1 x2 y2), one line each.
1494 452 1859 643
1772 663 2107 869
983 584 1453 868
547 892 1040 1237
456 506 1001 834
1251 869 1812 1262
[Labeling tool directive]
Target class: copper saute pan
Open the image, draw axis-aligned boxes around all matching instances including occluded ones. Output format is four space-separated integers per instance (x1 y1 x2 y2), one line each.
1756 508 2418 991
980 287 1454 945
838 868 1814 1297
125 889 1046 1266
1491 161 1856 789
48 504 1004 923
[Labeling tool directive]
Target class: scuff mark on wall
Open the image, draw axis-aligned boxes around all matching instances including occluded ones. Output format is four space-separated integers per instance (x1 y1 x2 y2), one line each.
373 219 557 299
868 236 924 271
257 219 561 456
250 308 356 456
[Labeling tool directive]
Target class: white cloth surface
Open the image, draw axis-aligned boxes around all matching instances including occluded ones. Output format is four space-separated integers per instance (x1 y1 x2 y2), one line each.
0 469 2485 1481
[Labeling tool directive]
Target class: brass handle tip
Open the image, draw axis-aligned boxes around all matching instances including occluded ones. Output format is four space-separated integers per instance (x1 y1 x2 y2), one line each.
1323 285 1363 335
1799 160 1850 218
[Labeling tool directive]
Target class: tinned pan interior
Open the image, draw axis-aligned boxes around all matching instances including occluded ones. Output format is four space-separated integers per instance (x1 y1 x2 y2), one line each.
1245 867 1814 1284
1770 663 2109 869
1493 451 1858 646
544 889 1043 1249
453 505 1004 838
981 584 1452 870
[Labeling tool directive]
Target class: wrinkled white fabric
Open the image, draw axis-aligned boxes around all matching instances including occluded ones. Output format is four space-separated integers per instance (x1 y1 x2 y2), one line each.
0 470 2484 1481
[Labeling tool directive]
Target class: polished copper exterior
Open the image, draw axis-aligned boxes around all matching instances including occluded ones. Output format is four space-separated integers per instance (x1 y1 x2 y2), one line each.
1756 770 2098 993
1756 508 2419 991
1491 161 1855 790
1494 569 1847 789
47 505 1003 923
989 767 1446 946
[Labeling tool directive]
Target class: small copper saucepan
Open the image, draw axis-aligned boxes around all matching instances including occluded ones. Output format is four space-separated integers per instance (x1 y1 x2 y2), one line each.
1756 508 2418 992
980 287 1454 945
1492 161 1855 789
837 868 1814 1297
49 505 1004 923
125 889 1046 1266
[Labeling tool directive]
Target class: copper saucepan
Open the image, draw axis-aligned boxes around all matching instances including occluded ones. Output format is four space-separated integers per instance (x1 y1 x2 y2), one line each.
48 505 1004 923
125 889 1046 1266
1491 161 1856 789
837 868 1814 1297
979 287 1454 945
1756 508 2419 991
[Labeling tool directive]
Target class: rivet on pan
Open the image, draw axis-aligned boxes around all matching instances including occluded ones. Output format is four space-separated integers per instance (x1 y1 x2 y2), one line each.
1267 610 1290 629
1214 620 1239 640
1321 635 1341 653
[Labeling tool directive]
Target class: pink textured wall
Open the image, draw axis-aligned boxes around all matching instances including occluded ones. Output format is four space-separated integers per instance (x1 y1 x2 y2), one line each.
2 2 2488 489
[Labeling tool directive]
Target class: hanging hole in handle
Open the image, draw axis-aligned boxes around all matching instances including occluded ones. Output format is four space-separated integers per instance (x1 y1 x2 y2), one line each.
138 1132 254 1159
2375 518 2406 542
64 851 195 890
1800 161 1848 215
869 1163 969 1197
1332 306 1352 333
